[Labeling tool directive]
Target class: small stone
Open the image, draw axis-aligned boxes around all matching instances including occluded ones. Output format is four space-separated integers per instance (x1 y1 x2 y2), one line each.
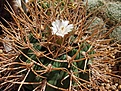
0 49 3 53
105 83 110 90
99 86 106 91
119 79 121 85
108 69 112 73
111 85 117 90
115 83 119 87
118 85 121 90
101 83 105 86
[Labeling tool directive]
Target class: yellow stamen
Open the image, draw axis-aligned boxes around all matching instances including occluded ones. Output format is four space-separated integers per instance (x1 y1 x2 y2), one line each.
61 26 65 31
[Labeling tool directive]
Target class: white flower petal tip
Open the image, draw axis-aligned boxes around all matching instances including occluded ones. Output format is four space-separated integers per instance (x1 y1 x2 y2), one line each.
51 20 74 37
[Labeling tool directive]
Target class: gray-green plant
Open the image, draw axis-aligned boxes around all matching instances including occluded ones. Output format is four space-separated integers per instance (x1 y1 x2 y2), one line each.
87 17 105 34
84 0 105 11
105 2 121 23
109 26 121 43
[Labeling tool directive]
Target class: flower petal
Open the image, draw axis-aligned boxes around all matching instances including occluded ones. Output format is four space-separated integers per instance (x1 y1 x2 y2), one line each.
61 20 69 27
66 24 74 32
55 33 65 37
55 20 61 28
51 27 57 34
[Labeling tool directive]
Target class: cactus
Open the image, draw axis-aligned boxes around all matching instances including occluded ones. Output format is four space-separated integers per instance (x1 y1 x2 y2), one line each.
109 26 121 43
87 17 106 35
0 0 113 91
84 0 105 11
105 2 121 23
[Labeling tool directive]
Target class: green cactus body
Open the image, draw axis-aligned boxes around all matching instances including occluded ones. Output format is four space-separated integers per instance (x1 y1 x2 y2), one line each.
20 34 94 90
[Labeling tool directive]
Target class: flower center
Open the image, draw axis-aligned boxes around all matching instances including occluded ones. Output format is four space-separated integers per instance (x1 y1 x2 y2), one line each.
60 26 65 31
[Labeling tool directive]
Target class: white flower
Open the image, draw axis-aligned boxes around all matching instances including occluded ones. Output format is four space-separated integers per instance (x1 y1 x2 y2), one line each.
51 20 74 37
